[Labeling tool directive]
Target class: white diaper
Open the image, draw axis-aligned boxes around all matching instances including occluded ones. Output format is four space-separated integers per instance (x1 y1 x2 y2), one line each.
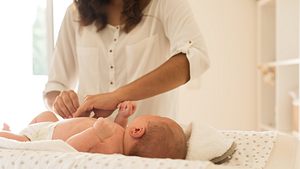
19 122 58 141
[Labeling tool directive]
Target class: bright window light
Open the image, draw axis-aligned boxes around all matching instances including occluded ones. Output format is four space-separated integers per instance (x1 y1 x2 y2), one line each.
0 0 71 132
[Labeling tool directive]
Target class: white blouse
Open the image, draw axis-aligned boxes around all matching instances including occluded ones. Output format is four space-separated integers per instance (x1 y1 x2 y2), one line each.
44 0 209 119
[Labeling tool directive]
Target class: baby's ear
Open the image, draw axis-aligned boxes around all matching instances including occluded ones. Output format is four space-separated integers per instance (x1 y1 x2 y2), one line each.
129 126 145 139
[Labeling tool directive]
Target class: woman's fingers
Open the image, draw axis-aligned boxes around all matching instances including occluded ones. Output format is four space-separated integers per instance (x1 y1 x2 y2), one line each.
53 97 71 118
53 90 79 118
74 92 120 118
69 90 80 109
61 92 76 114
73 104 92 117
73 97 94 117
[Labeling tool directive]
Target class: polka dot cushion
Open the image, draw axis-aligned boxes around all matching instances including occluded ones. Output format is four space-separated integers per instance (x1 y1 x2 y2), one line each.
221 131 277 169
0 149 210 169
0 131 277 169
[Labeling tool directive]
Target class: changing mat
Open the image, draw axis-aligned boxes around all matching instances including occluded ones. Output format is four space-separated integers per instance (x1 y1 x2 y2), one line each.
0 149 210 169
0 130 277 169
221 130 277 169
0 137 211 169
0 137 76 152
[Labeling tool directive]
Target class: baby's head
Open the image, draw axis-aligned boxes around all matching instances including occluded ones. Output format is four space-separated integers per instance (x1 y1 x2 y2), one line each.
123 115 187 159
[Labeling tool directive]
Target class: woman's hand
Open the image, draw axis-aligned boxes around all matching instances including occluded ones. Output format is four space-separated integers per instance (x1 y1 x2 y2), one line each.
73 92 121 118
52 90 80 118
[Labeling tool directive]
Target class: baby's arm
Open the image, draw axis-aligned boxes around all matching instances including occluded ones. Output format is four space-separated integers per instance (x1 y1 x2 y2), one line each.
66 128 99 152
66 118 115 153
114 101 136 128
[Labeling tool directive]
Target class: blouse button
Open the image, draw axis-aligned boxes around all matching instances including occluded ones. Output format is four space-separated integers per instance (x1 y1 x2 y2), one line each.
114 38 117 42
110 66 114 69
110 82 113 85
109 49 113 53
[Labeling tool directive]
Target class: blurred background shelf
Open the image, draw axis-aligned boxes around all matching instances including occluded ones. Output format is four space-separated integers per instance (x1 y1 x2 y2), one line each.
266 58 300 67
260 124 276 131
257 0 300 137
258 0 274 7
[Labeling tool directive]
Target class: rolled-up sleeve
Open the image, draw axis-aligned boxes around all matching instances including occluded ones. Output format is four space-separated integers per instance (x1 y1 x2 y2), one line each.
44 4 78 95
159 0 210 80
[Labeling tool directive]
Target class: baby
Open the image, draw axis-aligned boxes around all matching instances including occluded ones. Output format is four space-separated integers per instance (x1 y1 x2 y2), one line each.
0 101 187 159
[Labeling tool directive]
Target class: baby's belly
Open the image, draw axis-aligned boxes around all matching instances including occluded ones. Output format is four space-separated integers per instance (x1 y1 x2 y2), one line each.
52 117 97 141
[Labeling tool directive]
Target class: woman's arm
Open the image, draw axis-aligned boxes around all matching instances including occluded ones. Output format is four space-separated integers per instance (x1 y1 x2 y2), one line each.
74 53 189 117
117 53 190 101
74 0 209 117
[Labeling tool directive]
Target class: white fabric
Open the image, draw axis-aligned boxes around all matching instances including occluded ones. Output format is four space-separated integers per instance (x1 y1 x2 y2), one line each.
19 122 57 141
221 131 277 169
186 123 234 161
0 145 210 169
44 0 209 119
0 137 76 152
0 130 296 169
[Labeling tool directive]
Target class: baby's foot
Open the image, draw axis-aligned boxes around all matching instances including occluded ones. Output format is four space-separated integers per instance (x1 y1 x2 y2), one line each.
2 123 10 131
117 101 136 118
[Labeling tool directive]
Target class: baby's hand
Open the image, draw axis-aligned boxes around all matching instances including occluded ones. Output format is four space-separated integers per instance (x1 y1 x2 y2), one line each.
117 101 136 118
93 118 115 141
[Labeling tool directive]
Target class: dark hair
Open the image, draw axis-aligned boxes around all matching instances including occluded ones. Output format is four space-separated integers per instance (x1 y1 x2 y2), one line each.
73 0 151 33
128 120 188 159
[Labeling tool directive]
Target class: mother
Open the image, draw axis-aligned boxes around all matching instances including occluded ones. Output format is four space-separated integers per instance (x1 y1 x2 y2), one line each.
44 0 209 119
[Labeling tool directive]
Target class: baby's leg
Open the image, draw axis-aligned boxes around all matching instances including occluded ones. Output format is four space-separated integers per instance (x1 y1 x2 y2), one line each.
114 101 136 128
0 131 29 142
29 111 59 124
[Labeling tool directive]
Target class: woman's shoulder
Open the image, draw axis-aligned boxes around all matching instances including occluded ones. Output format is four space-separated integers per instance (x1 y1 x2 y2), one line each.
151 0 186 7
64 2 80 21
145 0 189 15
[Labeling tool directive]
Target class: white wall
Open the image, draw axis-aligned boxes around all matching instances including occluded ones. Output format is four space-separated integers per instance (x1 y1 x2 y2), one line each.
178 0 257 130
